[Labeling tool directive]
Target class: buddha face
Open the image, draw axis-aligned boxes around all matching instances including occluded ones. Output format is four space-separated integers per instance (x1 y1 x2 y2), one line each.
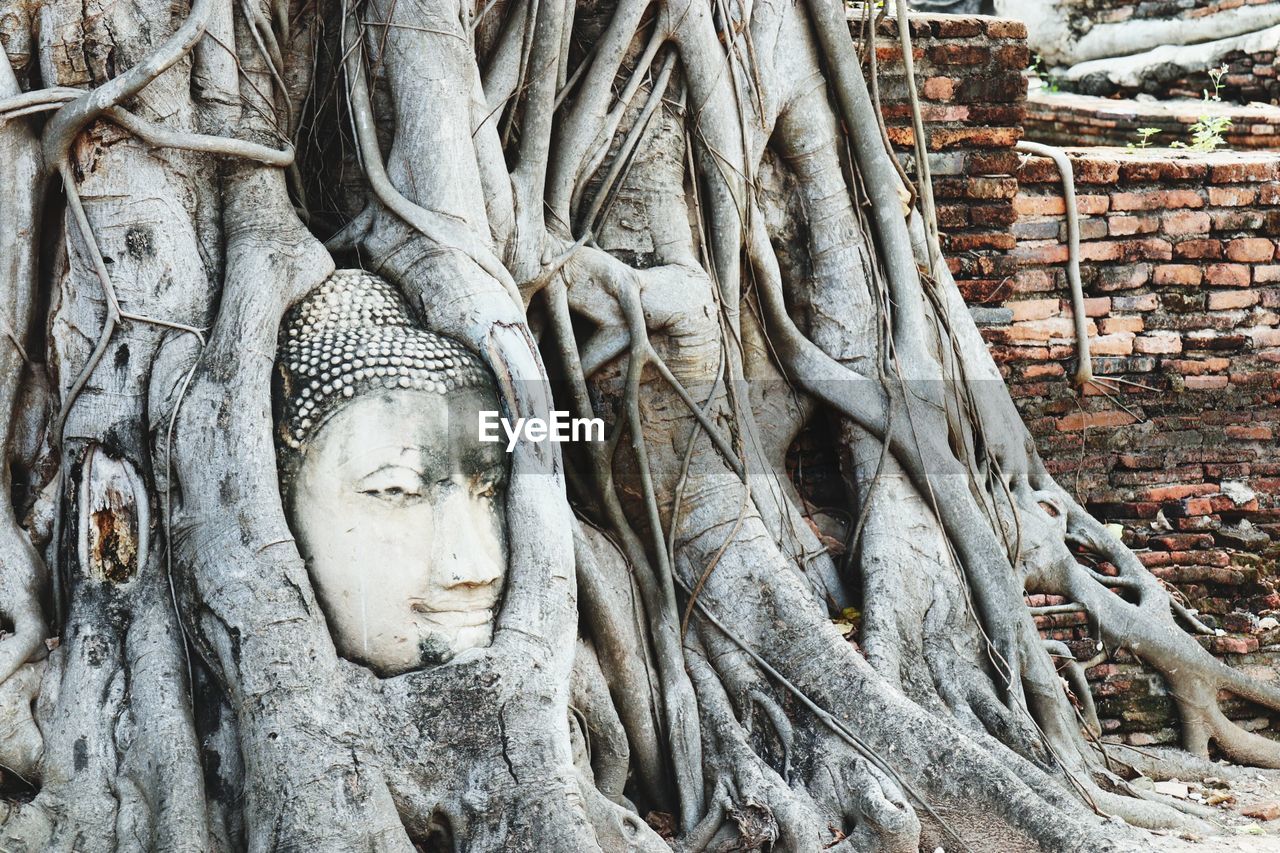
289 386 508 675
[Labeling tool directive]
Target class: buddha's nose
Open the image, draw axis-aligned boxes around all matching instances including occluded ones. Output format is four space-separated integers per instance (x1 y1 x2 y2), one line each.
434 493 504 589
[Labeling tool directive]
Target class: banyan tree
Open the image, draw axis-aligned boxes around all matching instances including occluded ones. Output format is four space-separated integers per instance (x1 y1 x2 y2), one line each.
1 0 1278 850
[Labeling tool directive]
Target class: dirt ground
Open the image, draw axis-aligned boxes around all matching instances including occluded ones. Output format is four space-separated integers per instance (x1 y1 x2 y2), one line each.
1131 757 1280 852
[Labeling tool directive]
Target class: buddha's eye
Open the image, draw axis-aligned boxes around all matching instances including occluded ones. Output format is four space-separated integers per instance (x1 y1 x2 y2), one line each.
361 484 423 501
357 466 425 502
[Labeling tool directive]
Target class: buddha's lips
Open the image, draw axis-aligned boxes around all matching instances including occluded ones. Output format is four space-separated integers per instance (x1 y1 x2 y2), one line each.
409 601 495 627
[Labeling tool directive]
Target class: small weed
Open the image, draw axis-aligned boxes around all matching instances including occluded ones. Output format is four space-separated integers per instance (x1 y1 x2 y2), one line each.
1171 66 1232 152
1127 127 1162 150
1030 54 1061 94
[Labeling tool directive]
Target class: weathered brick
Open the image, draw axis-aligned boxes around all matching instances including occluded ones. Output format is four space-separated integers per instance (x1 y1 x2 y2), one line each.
1008 298 1060 322
926 75 957 101
984 19 1027 39
1095 264 1153 291
1055 409 1137 432
1077 195 1111 216
1205 264 1252 287
1012 242 1070 264
1210 161 1280 183
1185 375 1231 390
1014 269 1058 293
1173 239 1223 260
1167 357 1231 375
1013 195 1065 216
1108 215 1159 236
1251 327 1280 348
1003 317 1087 342
1207 291 1260 310
1225 238 1277 263
1153 264 1203 286
1099 316 1144 335
1208 186 1258 206
1111 190 1205 211
1134 331 1182 355
1142 484 1218 502
1226 425 1274 440
1092 333 1136 355
1112 293 1160 312
1162 211 1212 236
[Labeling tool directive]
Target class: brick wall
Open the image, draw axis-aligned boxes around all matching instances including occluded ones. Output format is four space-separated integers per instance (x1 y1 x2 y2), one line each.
982 146 1280 548
852 12 1028 301
1042 0 1280 105
1026 86 1280 151
866 12 1280 745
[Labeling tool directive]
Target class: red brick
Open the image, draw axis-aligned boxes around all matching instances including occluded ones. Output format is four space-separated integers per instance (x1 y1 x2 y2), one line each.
1012 242 1069 265
927 44 992 66
1162 211 1211 236
933 18 983 38
1014 269 1058 293
1166 497 1214 517
926 75 957 100
1252 328 1280 347
1135 332 1182 354
1013 195 1064 216
1077 195 1111 216
1185 375 1230 390
1084 333 1131 356
1118 159 1208 183
1226 425 1274 440
1205 264 1252 287
1225 238 1277 263
1111 190 1205 211
1055 409 1137 432
1108 215 1159 236
927 126 1021 149
1153 264 1203 286
1207 291 1259 310
1082 297 1111 317
1141 484 1217 502
1023 362 1065 379
1072 159 1121 184
1200 636 1259 655
1208 186 1258 206
949 233 1017 252
1003 317 1084 343
1099 316 1144 335
1210 161 1280 183
1150 533 1214 550
1008 299 1059 322
1167 357 1231 375
1174 239 1223 260
1013 194 1064 216
985 19 1027 39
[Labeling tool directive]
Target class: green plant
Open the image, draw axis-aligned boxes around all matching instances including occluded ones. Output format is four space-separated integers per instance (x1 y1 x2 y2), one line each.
1171 65 1232 152
1127 127 1162 150
1029 53 1061 94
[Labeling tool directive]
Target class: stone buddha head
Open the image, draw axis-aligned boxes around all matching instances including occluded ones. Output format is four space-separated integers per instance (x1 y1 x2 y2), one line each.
275 270 508 676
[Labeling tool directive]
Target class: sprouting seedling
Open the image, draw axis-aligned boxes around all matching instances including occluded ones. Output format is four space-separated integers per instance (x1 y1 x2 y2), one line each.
1127 127 1161 150
1172 65 1232 152
1029 53 1061 94
1207 64 1227 102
